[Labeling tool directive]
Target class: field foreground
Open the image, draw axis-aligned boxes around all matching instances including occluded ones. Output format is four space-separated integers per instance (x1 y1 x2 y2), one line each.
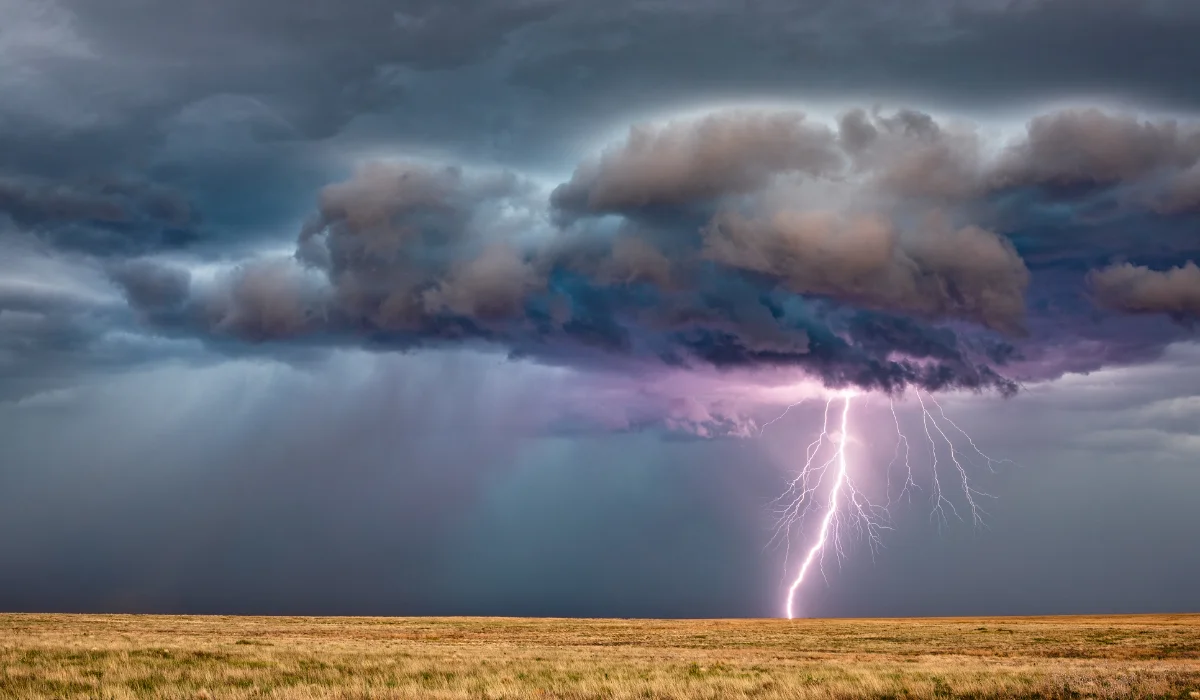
2 614 1199 699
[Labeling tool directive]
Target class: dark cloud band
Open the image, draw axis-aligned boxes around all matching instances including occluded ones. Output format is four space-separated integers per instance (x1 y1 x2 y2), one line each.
95 106 1198 398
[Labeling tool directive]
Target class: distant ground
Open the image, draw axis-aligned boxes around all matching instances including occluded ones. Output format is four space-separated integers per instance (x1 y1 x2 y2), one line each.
1 613 1198 699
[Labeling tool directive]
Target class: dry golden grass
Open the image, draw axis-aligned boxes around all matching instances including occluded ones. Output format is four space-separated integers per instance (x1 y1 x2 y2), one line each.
1 613 1198 699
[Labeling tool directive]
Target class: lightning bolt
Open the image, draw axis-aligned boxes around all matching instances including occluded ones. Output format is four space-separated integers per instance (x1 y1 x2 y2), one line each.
784 392 853 620
763 389 1005 619
758 399 806 436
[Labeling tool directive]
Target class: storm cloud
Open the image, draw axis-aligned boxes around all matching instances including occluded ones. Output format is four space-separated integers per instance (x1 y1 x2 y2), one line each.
90 105 1197 401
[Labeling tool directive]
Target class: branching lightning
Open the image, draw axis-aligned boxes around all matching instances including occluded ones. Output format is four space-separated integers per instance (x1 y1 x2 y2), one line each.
763 389 1006 619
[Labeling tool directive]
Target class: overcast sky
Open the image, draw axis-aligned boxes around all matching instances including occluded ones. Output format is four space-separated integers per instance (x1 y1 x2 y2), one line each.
1 0 1197 618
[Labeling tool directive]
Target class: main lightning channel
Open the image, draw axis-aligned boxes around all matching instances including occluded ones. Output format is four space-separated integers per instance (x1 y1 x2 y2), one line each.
784 393 853 620
766 389 1005 620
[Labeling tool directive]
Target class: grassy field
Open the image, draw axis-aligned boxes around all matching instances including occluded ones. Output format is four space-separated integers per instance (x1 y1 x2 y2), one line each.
1 613 1198 699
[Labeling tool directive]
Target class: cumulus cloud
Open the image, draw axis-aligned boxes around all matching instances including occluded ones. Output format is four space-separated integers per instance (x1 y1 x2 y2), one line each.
702 210 898 301
1089 261 1200 319
423 245 544 320
594 235 674 288
201 259 330 341
904 215 1031 335
551 107 1200 222
112 166 1023 396
551 111 842 215
295 161 545 333
702 209 1029 334
990 109 1200 192
838 108 985 199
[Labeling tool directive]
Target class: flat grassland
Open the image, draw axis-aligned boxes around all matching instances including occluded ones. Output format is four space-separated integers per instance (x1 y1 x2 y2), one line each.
2 614 1198 699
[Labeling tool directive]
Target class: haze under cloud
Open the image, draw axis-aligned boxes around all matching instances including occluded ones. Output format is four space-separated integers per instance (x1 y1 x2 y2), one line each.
1 0 1197 617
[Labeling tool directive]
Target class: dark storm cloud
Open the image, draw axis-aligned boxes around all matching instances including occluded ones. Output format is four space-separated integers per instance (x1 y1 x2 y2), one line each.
94 103 1200 398
111 151 1032 395
109 260 190 311
2 5 1199 406
0 232 217 402
12 0 1200 181
0 177 125 225
507 0 1200 115
0 174 199 255
0 0 561 173
62 0 561 76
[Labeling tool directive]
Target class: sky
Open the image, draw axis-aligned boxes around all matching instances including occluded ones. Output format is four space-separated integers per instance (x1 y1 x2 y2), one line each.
1 0 1198 618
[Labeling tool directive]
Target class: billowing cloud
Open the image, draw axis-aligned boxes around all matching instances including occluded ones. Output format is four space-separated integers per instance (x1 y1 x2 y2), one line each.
111 156 1032 395
5 2 1200 414
1089 261 1200 319
90 104 1200 402
295 161 545 332
703 209 1030 335
837 108 985 200
423 244 543 320
551 111 842 215
990 109 1200 192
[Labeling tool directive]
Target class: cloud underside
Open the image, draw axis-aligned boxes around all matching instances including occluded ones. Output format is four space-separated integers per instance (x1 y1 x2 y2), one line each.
75 106 1194 399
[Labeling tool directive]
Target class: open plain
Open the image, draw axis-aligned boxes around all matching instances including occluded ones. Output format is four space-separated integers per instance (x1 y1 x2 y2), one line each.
1 613 1198 699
